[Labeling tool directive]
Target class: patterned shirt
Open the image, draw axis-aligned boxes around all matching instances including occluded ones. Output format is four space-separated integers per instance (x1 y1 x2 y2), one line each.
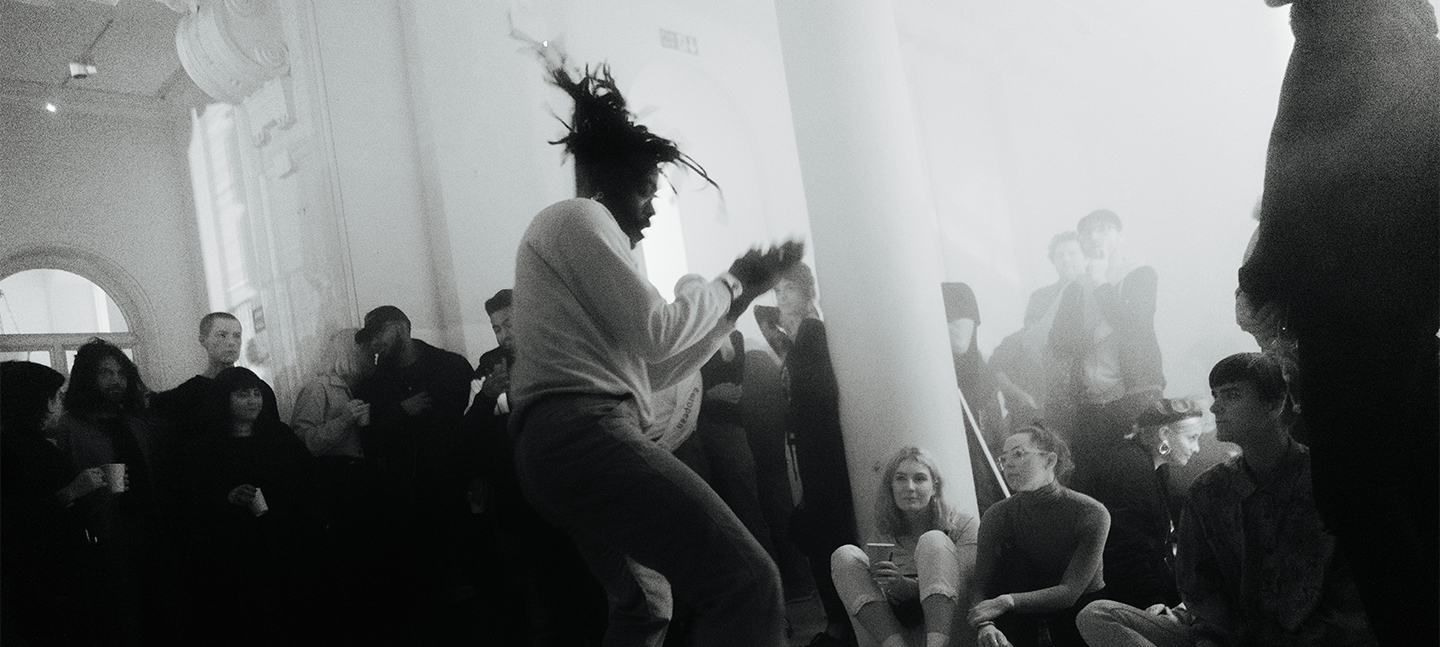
1176 441 1374 646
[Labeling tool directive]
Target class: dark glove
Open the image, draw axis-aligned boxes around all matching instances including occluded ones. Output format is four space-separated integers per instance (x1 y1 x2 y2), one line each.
726 239 805 319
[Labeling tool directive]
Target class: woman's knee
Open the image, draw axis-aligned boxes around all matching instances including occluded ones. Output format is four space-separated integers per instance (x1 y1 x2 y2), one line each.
916 530 953 555
1075 599 1125 635
832 544 867 573
914 531 959 576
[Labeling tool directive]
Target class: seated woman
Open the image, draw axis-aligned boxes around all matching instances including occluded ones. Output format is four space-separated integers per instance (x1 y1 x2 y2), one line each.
182 367 315 644
970 426 1110 647
832 446 978 647
1085 397 1205 610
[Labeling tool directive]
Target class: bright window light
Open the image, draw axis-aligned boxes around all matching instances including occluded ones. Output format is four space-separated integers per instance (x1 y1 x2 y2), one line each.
640 176 690 302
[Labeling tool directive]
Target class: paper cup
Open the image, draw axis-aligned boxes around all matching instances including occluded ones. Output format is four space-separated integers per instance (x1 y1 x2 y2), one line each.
249 487 270 517
102 463 126 493
864 542 895 564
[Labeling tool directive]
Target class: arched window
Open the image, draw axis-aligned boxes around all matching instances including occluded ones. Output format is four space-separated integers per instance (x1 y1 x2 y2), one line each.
0 269 138 377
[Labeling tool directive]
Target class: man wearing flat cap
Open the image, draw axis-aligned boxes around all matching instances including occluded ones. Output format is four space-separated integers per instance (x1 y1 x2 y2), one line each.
1050 209 1164 493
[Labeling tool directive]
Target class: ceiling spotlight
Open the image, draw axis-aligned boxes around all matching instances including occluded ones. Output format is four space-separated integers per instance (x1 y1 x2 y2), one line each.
45 103 57 112
68 62 97 79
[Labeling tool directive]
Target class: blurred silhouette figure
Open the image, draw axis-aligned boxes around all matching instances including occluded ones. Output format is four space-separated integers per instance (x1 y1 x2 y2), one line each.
1050 210 1163 492
1236 2 1439 643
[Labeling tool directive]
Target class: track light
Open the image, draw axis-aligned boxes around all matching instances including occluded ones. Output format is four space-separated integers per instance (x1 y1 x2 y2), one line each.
69 62 97 79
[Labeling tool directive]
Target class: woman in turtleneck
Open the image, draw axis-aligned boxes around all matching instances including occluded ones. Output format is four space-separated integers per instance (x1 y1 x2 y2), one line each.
969 426 1110 647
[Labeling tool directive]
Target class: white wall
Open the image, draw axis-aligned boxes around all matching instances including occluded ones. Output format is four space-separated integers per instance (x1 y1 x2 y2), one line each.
307 0 455 349
0 101 207 388
894 0 1289 398
399 0 814 359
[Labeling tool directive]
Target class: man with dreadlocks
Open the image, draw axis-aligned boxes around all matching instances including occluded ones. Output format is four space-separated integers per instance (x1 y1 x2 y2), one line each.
508 53 799 646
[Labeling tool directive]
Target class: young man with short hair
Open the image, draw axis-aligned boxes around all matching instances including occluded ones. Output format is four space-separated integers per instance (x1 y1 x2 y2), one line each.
152 311 274 435
1076 353 1375 647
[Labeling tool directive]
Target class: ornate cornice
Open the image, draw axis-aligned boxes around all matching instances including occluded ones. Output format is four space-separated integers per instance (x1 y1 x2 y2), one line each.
175 0 289 104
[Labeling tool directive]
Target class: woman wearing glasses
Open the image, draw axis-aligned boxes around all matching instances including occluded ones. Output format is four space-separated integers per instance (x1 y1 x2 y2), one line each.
1082 397 1205 610
831 447 978 647
970 427 1110 647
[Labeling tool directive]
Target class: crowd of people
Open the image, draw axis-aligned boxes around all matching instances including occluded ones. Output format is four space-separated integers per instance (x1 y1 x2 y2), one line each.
5 4 1434 643
0 309 529 646
829 354 1376 647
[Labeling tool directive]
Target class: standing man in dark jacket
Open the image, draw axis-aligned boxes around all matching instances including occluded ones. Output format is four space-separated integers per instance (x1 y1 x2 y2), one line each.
1236 2 1439 644
354 305 473 502
352 305 473 633
464 289 607 646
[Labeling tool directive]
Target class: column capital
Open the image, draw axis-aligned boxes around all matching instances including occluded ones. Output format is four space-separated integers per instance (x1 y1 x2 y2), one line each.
175 0 289 104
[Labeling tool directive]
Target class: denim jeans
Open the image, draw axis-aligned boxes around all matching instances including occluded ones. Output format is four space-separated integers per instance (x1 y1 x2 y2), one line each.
514 394 786 647
832 530 964 647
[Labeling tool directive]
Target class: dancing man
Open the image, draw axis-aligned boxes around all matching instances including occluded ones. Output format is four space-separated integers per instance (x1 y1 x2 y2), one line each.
508 52 799 647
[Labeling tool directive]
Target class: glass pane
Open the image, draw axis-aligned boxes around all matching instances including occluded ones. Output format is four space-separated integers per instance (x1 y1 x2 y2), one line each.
0 350 52 366
0 269 129 334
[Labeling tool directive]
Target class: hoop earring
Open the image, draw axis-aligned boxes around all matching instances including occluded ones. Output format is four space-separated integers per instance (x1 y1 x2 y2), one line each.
1158 440 1172 456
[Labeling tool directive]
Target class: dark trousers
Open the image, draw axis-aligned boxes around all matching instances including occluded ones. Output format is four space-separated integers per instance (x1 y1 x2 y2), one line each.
674 420 777 560
514 394 786 647
993 590 1104 647
1294 318 1439 646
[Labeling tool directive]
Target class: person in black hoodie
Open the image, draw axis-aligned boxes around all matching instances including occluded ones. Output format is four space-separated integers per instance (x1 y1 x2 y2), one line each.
1 360 108 646
181 367 315 645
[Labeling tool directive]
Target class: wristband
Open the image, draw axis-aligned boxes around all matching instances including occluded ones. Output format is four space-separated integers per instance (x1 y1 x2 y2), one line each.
718 273 743 301
976 621 995 630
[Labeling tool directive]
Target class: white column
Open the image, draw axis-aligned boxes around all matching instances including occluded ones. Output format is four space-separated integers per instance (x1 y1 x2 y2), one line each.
773 1 979 538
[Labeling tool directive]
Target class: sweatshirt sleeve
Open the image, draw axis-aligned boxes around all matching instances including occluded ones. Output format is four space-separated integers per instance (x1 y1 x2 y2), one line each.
539 203 733 363
647 275 738 389
289 381 351 457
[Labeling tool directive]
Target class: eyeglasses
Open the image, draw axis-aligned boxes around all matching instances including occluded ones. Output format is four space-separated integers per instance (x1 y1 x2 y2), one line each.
996 448 1046 464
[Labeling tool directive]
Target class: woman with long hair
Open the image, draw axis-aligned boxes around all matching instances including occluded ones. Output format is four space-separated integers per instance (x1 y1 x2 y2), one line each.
970 426 1110 647
831 447 978 647
51 339 175 645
